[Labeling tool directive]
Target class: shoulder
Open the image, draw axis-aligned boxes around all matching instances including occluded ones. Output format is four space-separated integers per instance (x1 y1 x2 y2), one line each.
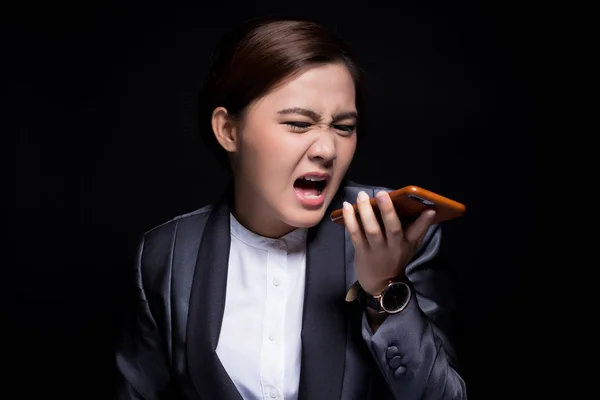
135 204 215 289
140 204 214 255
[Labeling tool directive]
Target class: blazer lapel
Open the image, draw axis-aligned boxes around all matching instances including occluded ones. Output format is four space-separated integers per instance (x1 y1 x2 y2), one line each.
186 188 243 400
298 193 348 400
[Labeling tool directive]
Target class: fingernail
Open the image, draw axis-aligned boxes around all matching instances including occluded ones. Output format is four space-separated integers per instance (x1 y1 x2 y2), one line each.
343 201 352 210
357 191 369 202
426 210 436 219
375 190 388 203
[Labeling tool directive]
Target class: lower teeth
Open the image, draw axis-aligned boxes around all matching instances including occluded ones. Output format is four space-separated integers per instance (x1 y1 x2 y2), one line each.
303 191 322 198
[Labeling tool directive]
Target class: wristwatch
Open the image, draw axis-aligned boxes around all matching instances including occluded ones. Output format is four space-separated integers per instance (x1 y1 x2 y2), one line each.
348 280 412 314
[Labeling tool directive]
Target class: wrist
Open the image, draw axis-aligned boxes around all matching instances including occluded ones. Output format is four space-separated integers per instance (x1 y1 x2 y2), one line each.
355 278 412 316
365 307 388 330
360 275 403 296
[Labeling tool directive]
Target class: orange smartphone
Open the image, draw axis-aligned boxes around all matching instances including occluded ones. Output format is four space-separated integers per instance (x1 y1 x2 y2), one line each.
330 185 466 226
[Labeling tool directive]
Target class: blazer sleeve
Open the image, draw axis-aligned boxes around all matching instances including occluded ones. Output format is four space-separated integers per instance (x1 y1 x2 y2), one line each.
114 235 172 400
361 224 467 400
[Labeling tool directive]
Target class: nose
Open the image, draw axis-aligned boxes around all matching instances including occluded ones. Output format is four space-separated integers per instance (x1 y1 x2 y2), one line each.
307 131 337 165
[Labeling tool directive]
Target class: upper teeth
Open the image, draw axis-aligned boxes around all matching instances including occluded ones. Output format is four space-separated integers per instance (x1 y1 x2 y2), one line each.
303 176 327 181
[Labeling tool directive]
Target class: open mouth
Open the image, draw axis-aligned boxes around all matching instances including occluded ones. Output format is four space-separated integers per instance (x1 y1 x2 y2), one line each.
293 175 329 198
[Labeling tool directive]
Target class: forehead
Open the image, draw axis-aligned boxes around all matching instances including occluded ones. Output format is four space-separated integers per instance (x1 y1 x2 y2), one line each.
254 62 357 113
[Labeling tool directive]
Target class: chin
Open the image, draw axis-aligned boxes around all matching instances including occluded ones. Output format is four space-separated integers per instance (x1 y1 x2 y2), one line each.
280 203 331 229
289 215 325 229
276 208 321 228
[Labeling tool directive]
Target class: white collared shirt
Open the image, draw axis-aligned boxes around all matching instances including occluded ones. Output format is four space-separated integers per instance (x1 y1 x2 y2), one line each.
216 213 308 400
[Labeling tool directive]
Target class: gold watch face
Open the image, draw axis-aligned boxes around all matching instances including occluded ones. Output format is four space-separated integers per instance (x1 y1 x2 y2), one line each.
381 282 411 313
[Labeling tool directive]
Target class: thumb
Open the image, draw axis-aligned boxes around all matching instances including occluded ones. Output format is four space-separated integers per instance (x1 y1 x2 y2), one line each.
405 209 436 246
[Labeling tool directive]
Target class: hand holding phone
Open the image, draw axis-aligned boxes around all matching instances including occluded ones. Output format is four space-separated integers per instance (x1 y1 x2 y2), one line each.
330 185 466 226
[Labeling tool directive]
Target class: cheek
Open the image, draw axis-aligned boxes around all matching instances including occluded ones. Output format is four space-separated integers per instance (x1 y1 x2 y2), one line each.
239 124 277 159
240 126 299 174
336 137 357 168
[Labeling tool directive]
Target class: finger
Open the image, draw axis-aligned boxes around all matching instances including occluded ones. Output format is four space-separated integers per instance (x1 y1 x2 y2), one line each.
404 209 436 246
375 191 403 241
356 191 385 247
342 200 366 248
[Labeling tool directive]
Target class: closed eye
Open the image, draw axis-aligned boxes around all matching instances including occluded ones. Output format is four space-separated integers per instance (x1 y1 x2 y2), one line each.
282 121 356 134
333 124 356 133
285 122 311 130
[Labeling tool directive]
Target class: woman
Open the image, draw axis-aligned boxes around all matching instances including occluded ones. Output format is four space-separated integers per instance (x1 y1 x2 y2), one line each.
115 16 467 400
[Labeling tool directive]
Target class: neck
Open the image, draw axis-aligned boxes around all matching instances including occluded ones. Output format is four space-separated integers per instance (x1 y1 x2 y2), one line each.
231 182 296 239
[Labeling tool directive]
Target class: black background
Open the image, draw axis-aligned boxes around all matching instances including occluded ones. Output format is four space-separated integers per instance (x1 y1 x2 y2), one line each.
8 2 544 398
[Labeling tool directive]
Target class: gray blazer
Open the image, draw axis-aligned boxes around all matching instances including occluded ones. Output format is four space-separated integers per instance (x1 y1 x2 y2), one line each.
115 181 467 399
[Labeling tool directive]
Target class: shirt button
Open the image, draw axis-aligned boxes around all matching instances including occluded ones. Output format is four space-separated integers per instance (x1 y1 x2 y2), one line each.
268 333 275 342
269 388 278 398
272 278 280 286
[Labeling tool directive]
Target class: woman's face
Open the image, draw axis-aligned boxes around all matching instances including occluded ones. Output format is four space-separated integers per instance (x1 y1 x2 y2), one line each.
215 62 358 237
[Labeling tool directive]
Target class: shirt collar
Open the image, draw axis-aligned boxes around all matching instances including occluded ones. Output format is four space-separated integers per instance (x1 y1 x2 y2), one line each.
229 212 308 252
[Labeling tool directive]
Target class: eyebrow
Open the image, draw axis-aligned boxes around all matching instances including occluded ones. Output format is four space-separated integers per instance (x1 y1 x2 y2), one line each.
277 107 358 123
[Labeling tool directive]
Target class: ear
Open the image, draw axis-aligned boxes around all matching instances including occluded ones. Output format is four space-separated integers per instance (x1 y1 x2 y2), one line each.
211 106 238 152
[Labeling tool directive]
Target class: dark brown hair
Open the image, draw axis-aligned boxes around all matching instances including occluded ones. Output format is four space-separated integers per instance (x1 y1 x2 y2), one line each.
198 16 367 167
